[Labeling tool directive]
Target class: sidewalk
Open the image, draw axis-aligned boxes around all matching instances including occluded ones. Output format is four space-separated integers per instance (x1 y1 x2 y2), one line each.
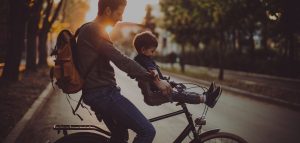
0 66 50 143
3 83 54 143
158 62 300 83
158 62 300 110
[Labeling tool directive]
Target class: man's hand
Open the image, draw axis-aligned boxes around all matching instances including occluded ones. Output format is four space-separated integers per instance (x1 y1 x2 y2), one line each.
153 80 172 96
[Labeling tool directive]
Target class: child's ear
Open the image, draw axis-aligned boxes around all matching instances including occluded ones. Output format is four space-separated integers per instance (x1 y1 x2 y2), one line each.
141 47 145 53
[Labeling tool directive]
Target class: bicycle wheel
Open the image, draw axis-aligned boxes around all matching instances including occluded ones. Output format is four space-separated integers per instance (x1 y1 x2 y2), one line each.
54 132 109 143
192 132 248 143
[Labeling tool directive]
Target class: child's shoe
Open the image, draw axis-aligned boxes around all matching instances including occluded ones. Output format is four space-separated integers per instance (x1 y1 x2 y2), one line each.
205 86 222 108
204 82 216 96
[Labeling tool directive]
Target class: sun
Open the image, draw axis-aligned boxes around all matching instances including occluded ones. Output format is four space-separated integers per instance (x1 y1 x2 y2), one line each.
85 0 159 23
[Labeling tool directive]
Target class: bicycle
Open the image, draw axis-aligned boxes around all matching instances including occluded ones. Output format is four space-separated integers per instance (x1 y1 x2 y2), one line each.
53 82 248 143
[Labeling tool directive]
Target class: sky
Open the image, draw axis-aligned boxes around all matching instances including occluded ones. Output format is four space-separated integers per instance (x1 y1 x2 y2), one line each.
85 0 159 23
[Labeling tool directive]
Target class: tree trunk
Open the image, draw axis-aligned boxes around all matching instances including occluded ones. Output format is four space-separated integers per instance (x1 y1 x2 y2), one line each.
26 24 38 70
249 30 255 57
26 0 44 71
235 29 242 54
38 31 48 66
261 23 268 50
180 44 186 73
2 0 28 81
288 33 295 61
218 31 225 81
283 36 289 59
38 0 64 66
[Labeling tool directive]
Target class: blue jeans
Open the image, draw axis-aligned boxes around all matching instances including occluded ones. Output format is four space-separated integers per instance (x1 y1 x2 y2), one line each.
82 86 156 143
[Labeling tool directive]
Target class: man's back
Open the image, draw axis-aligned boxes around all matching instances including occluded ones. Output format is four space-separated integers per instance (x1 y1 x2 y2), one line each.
77 22 116 90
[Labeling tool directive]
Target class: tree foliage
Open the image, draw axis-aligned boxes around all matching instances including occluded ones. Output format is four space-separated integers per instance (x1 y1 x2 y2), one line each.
159 0 300 78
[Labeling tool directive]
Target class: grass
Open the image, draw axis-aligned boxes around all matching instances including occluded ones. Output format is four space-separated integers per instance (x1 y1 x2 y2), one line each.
161 66 300 106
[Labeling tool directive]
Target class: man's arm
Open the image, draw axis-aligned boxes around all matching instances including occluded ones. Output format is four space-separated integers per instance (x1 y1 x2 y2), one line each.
85 26 149 80
87 26 172 95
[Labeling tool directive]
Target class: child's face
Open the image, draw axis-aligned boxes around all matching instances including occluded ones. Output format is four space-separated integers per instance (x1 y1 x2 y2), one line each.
141 47 156 57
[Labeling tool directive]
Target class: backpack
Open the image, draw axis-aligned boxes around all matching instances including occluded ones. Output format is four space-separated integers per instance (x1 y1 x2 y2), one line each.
50 23 95 94
50 29 83 94
50 24 97 120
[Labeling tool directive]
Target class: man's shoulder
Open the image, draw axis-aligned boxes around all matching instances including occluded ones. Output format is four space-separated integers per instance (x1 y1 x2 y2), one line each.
79 22 112 44
80 22 99 34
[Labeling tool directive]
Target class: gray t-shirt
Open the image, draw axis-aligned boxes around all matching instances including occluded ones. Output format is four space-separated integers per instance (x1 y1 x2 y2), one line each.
77 22 149 90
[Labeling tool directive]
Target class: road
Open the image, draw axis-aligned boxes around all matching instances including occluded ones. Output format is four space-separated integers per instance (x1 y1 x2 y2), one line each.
16 67 300 143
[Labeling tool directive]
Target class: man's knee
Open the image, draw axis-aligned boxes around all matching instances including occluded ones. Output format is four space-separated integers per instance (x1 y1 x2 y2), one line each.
148 125 156 137
141 124 156 139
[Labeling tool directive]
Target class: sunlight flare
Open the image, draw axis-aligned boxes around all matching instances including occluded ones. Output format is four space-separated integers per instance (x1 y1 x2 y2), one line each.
105 26 113 33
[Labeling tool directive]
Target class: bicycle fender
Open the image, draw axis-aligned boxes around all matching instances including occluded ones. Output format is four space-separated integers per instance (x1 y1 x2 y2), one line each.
198 129 220 139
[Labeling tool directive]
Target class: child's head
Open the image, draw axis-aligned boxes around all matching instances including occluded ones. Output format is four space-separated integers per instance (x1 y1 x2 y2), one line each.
133 31 158 57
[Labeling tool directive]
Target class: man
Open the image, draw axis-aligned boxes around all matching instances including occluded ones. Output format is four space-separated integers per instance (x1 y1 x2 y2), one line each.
77 0 172 142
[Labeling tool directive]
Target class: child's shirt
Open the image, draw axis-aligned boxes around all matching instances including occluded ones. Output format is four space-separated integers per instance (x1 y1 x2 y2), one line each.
134 54 165 91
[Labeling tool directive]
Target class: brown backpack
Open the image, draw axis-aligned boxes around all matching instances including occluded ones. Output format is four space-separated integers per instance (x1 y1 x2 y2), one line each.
50 24 98 120
50 29 82 94
50 23 95 94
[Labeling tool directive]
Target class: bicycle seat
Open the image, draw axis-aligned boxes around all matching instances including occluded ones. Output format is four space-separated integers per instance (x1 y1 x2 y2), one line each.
137 81 170 106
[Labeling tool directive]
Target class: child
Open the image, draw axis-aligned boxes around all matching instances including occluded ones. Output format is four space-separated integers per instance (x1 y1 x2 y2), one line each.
133 31 221 107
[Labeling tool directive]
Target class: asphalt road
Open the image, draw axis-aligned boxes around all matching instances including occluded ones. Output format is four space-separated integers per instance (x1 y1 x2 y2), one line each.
16 67 300 143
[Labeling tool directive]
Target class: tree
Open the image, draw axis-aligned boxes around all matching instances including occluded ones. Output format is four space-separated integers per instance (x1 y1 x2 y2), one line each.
58 0 89 32
26 0 45 71
159 0 193 72
160 0 269 79
38 0 64 66
265 0 300 61
2 0 29 81
26 0 89 69
143 4 157 35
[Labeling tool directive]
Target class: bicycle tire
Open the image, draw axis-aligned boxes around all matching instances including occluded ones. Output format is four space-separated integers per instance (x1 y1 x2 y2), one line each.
192 132 248 143
54 132 109 143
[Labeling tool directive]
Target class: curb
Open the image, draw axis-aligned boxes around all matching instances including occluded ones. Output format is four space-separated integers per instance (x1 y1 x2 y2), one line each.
162 71 300 110
3 83 54 143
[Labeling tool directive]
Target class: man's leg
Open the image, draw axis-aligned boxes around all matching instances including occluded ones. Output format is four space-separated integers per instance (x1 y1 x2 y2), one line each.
108 88 156 143
82 88 130 143
100 112 129 143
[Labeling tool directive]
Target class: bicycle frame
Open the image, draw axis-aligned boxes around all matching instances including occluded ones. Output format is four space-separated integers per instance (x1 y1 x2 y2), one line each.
149 103 199 143
53 102 213 142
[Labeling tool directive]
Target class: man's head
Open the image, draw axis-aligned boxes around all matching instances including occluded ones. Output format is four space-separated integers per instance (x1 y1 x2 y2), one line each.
98 0 127 26
133 31 158 57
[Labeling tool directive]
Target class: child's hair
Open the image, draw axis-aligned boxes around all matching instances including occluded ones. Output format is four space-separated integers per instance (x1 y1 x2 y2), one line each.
133 31 158 53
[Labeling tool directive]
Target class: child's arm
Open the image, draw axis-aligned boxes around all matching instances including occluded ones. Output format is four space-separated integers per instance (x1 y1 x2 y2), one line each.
149 69 172 96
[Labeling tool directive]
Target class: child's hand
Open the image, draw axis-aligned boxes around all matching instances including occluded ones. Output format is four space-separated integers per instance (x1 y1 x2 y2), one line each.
154 80 172 96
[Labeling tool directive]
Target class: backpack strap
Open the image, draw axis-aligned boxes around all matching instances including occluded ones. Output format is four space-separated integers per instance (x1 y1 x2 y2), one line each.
72 22 99 117
74 22 91 37
72 56 99 116
72 22 114 120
